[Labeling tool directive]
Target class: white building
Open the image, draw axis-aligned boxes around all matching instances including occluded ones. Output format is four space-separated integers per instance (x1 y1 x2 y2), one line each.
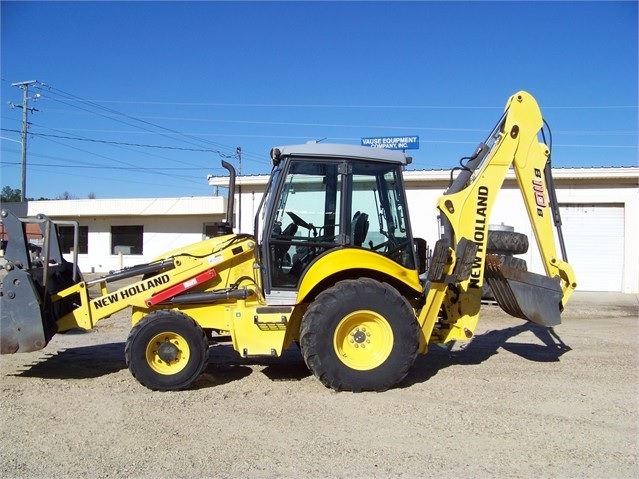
1 196 228 273
1 166 637 293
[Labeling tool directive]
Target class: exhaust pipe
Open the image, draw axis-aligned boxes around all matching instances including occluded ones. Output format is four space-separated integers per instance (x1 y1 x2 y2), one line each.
221 160 236 231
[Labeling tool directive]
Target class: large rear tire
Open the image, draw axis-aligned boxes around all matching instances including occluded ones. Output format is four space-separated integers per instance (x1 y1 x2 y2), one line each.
125 310 209 391
300 278 419 392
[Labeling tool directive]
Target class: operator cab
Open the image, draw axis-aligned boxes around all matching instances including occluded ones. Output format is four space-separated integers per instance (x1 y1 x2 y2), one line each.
255 143 420 297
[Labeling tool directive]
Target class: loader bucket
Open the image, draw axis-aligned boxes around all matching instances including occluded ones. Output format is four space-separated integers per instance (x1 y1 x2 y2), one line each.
1 269 48 353
1 209 81 353
484 255 564 327
1 261 80 354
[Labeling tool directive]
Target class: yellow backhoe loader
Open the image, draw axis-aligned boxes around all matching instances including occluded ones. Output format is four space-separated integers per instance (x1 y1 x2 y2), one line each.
0 91 576 392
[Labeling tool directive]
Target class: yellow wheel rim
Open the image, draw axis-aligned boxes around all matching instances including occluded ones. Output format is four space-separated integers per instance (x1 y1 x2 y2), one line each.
145 332 190 375
333 310 393 371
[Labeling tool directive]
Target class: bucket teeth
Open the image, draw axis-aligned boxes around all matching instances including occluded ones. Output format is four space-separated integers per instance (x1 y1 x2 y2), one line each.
485 255 563 327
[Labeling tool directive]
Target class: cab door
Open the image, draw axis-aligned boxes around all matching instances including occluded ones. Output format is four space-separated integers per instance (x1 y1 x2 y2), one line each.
261 159 345 292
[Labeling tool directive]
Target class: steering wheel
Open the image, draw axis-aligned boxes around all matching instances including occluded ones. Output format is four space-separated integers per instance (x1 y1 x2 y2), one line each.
286 211 316 235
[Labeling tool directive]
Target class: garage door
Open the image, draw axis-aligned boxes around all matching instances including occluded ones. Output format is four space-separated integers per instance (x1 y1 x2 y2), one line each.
556 204 625 292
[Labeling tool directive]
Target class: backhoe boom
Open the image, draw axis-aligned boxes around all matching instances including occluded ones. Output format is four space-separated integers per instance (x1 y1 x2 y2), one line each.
418 91 576 346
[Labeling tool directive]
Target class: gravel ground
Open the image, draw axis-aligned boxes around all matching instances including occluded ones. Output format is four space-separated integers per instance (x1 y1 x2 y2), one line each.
0 291 637 478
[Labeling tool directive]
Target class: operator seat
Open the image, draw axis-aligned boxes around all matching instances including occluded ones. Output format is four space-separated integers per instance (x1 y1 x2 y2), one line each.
273 222 298 267
351 211 369 247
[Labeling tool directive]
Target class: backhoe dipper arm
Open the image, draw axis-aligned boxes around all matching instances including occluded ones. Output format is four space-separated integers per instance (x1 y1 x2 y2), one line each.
508 94 576 306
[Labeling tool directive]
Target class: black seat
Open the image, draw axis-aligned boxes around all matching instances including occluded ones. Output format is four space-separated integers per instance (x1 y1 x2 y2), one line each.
351 211 369 247
273 222 298 267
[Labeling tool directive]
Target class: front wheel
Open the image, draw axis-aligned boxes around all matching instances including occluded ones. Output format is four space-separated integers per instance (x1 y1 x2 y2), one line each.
125 310 209 391
300 278 419 392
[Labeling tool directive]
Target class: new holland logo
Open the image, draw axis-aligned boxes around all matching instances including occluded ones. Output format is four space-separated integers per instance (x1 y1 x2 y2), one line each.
93 274 171 310
469 186 488 288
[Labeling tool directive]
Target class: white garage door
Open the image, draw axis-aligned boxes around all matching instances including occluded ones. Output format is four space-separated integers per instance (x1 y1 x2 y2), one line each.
557 204 625 292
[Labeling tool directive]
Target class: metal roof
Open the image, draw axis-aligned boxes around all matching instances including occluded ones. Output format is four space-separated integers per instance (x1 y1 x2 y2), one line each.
405 166 639 184
208 166 639 187
274 142 410 165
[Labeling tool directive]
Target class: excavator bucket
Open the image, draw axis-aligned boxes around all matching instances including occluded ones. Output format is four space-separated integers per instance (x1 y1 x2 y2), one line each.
0 210 81 353
484 255 564 327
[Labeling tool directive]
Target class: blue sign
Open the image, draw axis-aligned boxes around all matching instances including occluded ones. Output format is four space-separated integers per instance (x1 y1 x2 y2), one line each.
361 136 419 150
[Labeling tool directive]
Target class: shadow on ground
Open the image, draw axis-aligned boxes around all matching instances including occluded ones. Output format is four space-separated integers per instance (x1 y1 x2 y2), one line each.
7 323 569 390
9 342 127 379
400 322 571 388
7 341 311 387
202 343 312 387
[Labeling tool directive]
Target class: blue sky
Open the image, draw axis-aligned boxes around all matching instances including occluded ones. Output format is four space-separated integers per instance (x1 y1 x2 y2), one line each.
1 1 637 199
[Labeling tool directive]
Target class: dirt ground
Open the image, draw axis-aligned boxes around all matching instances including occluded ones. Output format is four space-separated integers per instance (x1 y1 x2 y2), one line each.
0 291 637 478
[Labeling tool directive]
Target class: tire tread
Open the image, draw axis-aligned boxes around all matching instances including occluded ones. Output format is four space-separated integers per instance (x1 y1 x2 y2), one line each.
125 310 208 391
300 278 418 392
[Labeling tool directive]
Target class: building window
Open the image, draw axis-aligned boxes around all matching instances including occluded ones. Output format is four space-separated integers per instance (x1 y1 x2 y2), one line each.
58 225 89 254
111 225 143 255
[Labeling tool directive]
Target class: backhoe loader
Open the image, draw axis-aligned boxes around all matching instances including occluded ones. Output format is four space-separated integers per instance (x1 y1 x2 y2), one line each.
0 91 576 392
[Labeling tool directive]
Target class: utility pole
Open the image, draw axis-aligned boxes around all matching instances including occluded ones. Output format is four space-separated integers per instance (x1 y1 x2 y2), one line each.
236 147 242 232
10 80 39 202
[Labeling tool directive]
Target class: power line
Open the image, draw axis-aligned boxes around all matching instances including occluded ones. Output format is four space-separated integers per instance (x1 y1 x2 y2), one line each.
2 81 240 196
0 128 224 152
45 99 639 110
26 107 639 136
4 82 636 189
26 82 265 175
34 136 211 184
1 131 216 189
0 160 214 194
34 83 240 156
4 126 635 152
0 160 212 171
0 149 216 193
30 122 219 169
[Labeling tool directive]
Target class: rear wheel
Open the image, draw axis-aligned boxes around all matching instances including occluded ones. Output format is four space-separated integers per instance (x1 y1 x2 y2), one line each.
300 278 419 392
125 310 208 391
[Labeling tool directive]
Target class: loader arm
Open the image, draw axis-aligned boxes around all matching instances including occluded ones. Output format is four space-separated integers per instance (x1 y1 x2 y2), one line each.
0 205 257 353
418 91 577 347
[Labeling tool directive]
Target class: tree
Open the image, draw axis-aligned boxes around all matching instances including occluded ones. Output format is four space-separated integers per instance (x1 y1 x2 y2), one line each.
1 186 22 202
0 186 50 202
56 191 77 200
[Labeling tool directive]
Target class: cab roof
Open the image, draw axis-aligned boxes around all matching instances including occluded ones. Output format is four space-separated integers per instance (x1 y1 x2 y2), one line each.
272 142 411 165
